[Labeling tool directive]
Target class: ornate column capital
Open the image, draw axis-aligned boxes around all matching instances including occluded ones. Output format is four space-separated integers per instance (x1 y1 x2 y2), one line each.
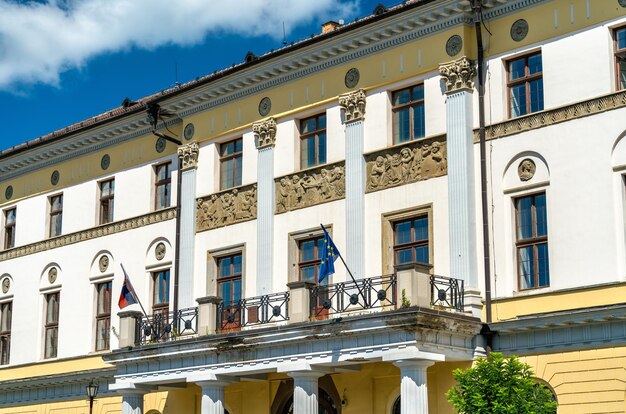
177 142 200 170
439 56 476 94
253 117 277 149
339 89 366 123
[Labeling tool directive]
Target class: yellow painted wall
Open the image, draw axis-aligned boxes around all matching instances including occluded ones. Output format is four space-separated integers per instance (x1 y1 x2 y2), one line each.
522 346 626 414
0 395 121 414
0 356 110 382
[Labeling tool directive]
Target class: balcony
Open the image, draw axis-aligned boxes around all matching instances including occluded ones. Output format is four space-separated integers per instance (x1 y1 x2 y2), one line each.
123 264 466 347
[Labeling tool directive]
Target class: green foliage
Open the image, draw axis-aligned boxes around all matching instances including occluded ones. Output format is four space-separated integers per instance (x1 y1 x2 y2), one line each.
447 352 557 414
401 289 411 308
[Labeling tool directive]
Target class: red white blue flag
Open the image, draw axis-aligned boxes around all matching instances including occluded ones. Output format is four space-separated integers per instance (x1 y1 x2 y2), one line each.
118 272 138 309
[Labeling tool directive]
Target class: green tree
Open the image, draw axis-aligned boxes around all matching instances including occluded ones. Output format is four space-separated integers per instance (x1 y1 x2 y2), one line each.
447 352 557 414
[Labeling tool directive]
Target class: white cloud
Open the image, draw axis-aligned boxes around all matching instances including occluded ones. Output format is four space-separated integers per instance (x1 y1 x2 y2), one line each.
0 0 358 90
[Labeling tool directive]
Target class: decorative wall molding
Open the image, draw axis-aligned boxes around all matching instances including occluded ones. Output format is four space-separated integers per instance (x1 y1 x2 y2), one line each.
177 142 200 170
253 118 277 149
338 89 367 122
0 208 176 262
475 90 626 141
196 183 257 232
439 56 476 94
365 135 447 193
275 162 345 214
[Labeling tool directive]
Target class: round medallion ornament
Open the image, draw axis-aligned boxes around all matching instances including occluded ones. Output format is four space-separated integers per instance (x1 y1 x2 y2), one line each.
4 185 13 200
518 158 536 181
349 294 359 305
48 267 58 284
511 19 529 42
272 305 282 317
1 278 9 294
446 35 463 57
619 0 626 7
98 255 109 273
100 154 111 170
344 68 360 88
258 97 272 116
184 123 195 141
50 170 60 186
155 242 166 260
155 137 166 153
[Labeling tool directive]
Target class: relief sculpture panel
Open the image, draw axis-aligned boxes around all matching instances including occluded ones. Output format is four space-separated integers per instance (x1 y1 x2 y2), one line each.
275 162 345 213
365 135 447 193
196 184 257 232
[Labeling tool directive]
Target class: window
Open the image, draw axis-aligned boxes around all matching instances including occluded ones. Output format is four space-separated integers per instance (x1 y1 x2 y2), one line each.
155 162 171 210
0 302 11 365
507 52 543 117
298 236 328 286
217 254 242 311
99 179 114 225
615 26 626 90
300 114 327 169
95 281 112 351
152 270 170 315
392 84 425 144
515 193 549 289
220 138 243 190
3 208 15 249
48 195 63 238
393 216 429 266
44 292 59 359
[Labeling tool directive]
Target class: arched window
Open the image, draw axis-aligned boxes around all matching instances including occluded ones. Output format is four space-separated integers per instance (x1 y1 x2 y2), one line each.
280 388 338 414
392 396 401 414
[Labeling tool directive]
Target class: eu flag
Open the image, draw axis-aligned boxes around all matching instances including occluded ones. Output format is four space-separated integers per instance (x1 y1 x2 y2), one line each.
318 225 340 282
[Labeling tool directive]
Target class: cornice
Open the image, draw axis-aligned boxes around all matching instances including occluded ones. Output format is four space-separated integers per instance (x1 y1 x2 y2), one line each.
0 207 175 262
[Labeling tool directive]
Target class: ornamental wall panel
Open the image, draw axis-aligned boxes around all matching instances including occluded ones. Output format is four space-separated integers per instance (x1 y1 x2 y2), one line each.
196 184 258 232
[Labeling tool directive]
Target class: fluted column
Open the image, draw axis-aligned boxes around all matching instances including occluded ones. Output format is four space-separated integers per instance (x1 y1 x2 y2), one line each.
121 391 145 414
339 89 366 279
254 118 277 296
177 142 199 309
394 360 434 414
287 371 324 414
197 380 231 414
439 57 479 308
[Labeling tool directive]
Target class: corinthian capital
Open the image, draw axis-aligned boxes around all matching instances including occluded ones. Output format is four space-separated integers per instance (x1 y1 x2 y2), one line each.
339 89 366 123
253 117 277 149
439 57 476 94
177 142 199 170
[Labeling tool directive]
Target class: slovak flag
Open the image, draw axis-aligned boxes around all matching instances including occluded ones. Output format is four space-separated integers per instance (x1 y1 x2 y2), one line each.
118 272 138 309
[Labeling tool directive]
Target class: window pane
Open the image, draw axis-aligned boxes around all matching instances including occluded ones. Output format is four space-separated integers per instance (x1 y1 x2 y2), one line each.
234 139 243 152
528 54 542 74
619 58 626 90
301 266 316 283
219 282 231 304
234 279 242 303
395 221 412 244
318 114 326 129
393 109 411 143
617 28 626 49
233 155 242 187
518 246 535 289
529 79 544 113
392 89 410 105
318 133 327 165
46 295 58 324
5 209 15 225
233 254 242 275
301 240 315 261
96 318 110 351
510 84 527 117
301 118 317 134
396 249 413 265
221 159 234 189
316 238 325 259
509 58 526 80
412 104 425 139
415 245 429 264
414 217 428 241
411 85 424 101
0 336 9 365
516 197 533 240
537 243 550 287
219 257 232 278
306 137 316 167
45 328 58 358
0 304 10 332
535 193 548 237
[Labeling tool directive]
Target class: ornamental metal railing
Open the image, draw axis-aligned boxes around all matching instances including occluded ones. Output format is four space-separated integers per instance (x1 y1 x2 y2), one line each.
430 274 464 311
216 291 290 331
135 307 198 345
309 274 397 319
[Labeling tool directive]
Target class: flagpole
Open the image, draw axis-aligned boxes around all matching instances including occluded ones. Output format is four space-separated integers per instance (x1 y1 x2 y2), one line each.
120 263 150 320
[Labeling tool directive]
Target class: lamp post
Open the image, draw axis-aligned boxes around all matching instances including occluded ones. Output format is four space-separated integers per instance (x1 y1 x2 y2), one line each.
86 380 99 414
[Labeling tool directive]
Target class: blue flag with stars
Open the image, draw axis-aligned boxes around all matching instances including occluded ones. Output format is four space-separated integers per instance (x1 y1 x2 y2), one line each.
318 224 340 282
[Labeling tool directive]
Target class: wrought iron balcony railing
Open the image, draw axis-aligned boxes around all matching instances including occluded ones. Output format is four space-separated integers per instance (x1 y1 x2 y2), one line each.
216 291 290 331
135 307 198 345
430 274 464 311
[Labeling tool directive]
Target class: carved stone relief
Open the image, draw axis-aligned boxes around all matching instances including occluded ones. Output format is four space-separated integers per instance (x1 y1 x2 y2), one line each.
517 159 536 181
275 162 345 213
1 278 9 294
178 142 200 170
253 118 277 149
365 136 447 193
155 243 166 260
338 89 366 123
99 255 109 273
439 57 476 94
196 184 257 232
48 267 58 284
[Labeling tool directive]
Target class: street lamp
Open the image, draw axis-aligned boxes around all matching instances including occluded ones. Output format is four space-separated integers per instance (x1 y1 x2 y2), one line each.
86 380 99 414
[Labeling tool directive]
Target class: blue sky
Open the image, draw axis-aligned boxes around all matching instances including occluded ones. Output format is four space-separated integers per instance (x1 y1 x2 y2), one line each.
0 0 391 152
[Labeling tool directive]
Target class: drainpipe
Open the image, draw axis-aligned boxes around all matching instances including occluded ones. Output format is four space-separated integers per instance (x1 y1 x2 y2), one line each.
472 0 493 324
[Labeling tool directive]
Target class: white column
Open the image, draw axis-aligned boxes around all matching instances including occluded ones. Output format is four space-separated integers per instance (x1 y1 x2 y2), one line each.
439 57 478 291
394 360 434 414
177 142 199 309
253 118 277 296
121 391 144 414
339 90 366 279
197 380 230 414
288 371 324 414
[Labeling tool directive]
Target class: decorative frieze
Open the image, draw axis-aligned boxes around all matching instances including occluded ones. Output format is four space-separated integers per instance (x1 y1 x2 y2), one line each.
438 57 476 94
275 162 345 213
253 118 277 149
475 89 626 141
365 135 447 193
0 208 176 262
196 184 257 232
177 142 200 170
339 89 366 123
